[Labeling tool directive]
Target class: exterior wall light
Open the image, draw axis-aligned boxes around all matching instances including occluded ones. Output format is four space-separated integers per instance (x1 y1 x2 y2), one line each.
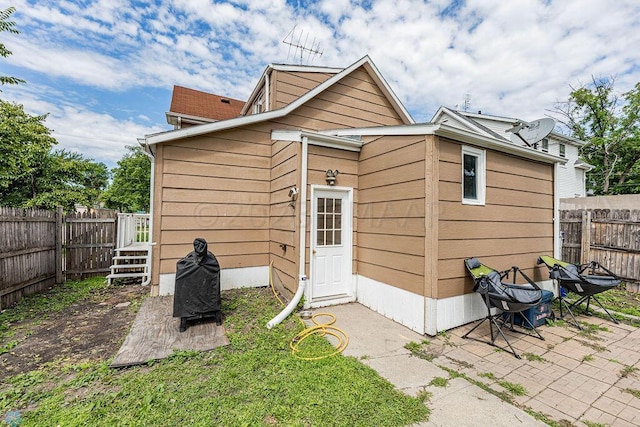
325 169 339 185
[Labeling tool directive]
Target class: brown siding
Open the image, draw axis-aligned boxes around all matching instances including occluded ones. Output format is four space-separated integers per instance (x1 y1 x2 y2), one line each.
357 135 426 295
436 138 554 299
154 125 272 287
271 67 405 130
270 139 300 293
305 145 359 276
271 70 334 109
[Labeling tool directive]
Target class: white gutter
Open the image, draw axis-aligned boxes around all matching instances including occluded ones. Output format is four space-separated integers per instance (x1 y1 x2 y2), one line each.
265 70 270 112
267 135 309 329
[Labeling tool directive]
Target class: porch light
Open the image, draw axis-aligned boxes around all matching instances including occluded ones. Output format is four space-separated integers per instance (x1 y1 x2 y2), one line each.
325 169 339 185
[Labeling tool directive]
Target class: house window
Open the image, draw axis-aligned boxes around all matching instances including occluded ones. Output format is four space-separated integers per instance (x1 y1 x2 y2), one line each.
462 146 486 205
316 198 342 246
559 143 566 157
541 138 549 153
252 88 264 114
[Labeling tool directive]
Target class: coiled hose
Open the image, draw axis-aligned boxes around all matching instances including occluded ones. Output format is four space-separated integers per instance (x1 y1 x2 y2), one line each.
269 261 348 360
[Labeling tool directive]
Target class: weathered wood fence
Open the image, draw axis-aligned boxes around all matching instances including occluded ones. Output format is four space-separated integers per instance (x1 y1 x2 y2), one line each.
0 207 117 308
560 209 640 291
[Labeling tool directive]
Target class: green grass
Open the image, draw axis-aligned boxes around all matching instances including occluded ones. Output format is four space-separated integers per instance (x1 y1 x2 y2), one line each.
1 285 429 427
428 377 449 387
522 352 546 363
623 388 640 399
497 380 527 396
0 277 108 343
582 355 595 362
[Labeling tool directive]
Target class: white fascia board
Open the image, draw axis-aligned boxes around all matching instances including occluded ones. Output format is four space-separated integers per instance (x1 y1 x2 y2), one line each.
165 111 216 124
550 131 586 147
323 123 567 165
431 106 495 138
459 111 518 123
434 124 567 165
145 55 387 146
271 64 342 73
240 66 269 116
271 129 363 152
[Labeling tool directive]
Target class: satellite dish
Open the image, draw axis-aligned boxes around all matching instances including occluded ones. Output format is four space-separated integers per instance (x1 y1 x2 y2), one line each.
507 118 555 147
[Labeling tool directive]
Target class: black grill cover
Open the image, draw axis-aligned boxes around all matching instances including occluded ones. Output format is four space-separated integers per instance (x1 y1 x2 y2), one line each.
173 238 221 318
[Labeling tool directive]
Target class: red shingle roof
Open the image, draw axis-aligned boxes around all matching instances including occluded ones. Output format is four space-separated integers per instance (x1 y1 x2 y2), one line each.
169 85 245 121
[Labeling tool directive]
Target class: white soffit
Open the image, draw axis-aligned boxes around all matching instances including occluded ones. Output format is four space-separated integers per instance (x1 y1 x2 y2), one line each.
271 129 363 152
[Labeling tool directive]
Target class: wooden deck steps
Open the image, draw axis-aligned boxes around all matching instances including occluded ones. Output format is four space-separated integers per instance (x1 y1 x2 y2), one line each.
107 246 150 285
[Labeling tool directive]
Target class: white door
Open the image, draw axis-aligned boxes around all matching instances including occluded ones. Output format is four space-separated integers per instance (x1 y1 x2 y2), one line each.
311 188 352 300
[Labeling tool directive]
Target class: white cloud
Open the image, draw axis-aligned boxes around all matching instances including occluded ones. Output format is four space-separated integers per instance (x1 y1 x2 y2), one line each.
3 0 640 167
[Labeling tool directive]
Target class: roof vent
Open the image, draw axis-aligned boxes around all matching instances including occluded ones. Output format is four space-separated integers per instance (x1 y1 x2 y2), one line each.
221 98 231 104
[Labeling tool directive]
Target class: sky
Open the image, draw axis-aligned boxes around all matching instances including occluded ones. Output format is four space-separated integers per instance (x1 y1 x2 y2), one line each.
1 0 640 169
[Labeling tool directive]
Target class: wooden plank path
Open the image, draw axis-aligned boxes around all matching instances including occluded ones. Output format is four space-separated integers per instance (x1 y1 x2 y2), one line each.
111 296 229 368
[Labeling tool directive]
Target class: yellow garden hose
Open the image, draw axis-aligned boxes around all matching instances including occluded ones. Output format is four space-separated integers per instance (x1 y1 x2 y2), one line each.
269 261 349 360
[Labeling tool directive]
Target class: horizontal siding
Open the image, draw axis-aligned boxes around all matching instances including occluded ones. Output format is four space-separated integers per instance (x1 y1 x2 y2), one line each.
357 135 426 295
271 66 404 131
270 139 299 292
436 138 554 299
272 70 332 109
157 126 272 276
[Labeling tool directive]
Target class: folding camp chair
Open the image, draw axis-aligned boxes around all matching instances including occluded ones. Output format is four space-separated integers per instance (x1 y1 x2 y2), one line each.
537 255 621 328
463 258 544 359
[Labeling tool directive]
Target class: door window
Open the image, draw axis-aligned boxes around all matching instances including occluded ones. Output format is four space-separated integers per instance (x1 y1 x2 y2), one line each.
316 197 342 246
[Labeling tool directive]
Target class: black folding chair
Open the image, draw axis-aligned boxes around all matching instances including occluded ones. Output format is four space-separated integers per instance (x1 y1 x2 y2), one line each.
537 255 620 329
463 258 544 359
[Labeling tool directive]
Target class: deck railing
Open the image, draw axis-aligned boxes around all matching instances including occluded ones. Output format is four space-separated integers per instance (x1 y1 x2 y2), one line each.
117 213 150 248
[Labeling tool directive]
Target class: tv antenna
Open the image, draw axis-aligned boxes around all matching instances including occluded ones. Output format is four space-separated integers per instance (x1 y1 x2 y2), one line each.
283 25 323 64
506 118 555 148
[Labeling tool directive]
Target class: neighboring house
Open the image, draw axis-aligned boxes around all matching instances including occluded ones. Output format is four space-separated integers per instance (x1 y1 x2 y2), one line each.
431 107 592 198
166 85 245 128
139 56 566 335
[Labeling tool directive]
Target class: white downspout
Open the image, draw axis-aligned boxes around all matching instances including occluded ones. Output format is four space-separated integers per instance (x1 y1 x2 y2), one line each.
267 135 309 329
553 162 561 259
264 69 270 112
139 139 155 287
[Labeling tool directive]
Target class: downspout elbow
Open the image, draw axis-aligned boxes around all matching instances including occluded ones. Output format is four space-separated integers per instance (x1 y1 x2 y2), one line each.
266 276 307 329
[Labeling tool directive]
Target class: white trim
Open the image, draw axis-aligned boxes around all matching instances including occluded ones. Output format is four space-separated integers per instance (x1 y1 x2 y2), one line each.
356 275 425 334
461 145 486 205
554 162 561 259
165 111 216 127
158 266 268 296
271 129 363 152
308 185 354 304
271 63 343 73
145 55 413 145
427 293 488 333
323 123 566 165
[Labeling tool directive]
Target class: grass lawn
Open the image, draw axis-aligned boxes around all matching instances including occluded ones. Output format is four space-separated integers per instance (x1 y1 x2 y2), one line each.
0 281 429 426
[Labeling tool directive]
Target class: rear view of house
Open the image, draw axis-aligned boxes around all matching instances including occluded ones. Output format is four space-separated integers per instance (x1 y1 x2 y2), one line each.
140 55 566 334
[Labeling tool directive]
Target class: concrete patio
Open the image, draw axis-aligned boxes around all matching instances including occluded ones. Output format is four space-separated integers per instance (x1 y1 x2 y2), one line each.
320 303 640 426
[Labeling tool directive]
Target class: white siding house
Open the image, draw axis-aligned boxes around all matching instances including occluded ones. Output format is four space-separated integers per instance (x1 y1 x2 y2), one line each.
432 107 592 198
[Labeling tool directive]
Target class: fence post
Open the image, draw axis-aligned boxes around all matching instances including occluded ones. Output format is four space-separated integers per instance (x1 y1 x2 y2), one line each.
56 206 64 284
580 210 591 264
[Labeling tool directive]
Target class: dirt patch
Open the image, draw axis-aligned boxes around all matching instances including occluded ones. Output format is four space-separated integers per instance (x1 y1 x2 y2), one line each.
1 283 148 379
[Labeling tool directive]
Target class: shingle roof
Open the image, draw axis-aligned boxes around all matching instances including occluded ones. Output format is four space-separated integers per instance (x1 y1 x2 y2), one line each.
169 85 245 121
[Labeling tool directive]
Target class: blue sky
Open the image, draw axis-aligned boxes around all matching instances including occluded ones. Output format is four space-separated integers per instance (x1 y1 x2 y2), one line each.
1 0 639 169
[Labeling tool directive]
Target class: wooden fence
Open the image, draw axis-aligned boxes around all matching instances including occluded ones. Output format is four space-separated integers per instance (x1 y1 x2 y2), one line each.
0 207 118 308
560 209 640 291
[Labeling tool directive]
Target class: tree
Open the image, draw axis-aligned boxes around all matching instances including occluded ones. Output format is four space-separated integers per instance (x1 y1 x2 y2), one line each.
101 146 151 212
0 6 25 89
0 100 56 191
0 100 109 211
553 77 640 195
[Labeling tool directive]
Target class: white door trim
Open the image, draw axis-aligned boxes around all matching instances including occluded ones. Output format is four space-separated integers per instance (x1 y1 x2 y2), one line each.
308 185 354 304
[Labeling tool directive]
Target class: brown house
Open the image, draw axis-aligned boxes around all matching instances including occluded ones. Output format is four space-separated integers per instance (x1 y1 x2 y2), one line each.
140 55 565 334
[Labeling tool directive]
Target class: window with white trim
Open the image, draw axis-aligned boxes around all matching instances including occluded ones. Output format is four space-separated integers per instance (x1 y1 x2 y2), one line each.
541 138 549 153
462 146 486 205
559 143 566 157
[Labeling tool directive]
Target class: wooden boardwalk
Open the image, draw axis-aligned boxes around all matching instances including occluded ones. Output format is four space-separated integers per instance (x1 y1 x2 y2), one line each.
111 296 229 368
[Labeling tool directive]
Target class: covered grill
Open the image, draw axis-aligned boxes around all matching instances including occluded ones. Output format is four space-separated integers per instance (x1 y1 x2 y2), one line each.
173 238 222 332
